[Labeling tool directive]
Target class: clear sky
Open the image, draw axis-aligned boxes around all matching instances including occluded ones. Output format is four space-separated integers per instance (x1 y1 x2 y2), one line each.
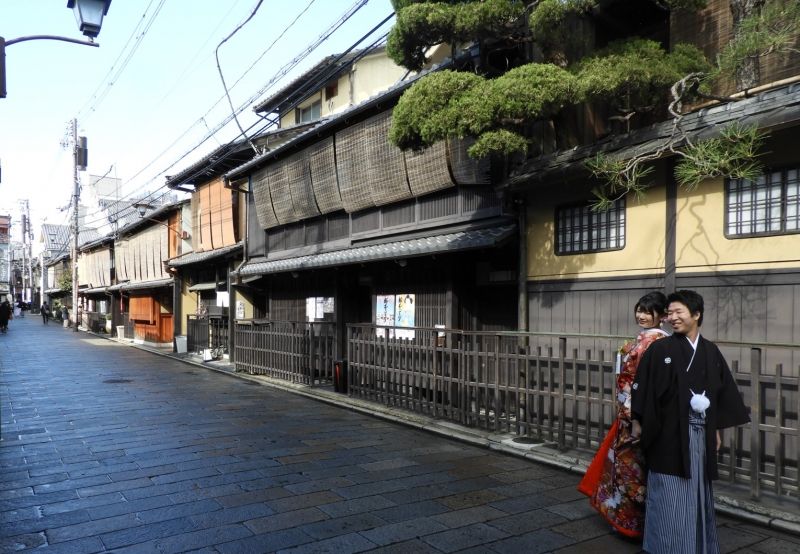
0 0 394 244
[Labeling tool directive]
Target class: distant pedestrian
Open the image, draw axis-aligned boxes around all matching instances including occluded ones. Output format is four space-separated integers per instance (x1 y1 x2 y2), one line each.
41 302 50 325
632 290 750 553
0 299 12 333
578 291 668 537
17 300 25 318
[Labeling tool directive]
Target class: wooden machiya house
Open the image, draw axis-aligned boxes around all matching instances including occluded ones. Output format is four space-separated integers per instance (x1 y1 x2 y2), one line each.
108 201 188 346
226 68 517 387
500 1 800 502
77 235 114 333
165 141 253 358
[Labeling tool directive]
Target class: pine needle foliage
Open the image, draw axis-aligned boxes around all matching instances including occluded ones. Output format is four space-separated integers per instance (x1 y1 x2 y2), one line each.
387 0 796 208
387 0 527 70
674 123 765 189
574 40 710 110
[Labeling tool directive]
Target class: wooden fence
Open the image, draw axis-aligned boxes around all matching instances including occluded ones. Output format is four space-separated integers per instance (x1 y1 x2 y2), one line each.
234 320 336 385
345 324 798 502
187 316 229 354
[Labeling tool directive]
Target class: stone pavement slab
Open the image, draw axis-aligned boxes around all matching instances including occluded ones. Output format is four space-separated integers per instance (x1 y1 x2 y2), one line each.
2 316 799 553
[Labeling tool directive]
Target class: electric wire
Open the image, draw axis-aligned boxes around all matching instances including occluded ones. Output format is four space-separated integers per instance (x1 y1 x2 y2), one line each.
78 26 392 231
215 0 266 154
76 0 168 122
120 0 372 195
76 8 394 230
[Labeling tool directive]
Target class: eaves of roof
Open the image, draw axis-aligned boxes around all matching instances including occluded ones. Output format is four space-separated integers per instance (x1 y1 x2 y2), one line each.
252 50 365 114
506 82 800 189
168 242 243 268
116 200 189 237
225 58 455 181
80 235 114 253
235 222 515 277
166 141 255 190
107 278 174 292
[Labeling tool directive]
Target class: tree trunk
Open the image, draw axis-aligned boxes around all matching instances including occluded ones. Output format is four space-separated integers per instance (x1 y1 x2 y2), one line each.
730 0 765 90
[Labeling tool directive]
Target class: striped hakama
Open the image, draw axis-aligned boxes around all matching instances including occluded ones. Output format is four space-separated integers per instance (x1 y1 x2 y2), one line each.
643 414 719 554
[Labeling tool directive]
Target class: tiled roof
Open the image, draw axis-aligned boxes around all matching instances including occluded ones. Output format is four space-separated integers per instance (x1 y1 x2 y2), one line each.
237 224 516 276
226 58 455 180
107 278 174 292
253 50 366 114
168 242 242 268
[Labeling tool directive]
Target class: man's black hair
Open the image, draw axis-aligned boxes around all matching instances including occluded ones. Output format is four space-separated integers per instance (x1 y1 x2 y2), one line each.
667 289 704 326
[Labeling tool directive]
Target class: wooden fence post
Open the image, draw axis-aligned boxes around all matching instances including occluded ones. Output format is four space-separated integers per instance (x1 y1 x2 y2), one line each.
750 347 761 500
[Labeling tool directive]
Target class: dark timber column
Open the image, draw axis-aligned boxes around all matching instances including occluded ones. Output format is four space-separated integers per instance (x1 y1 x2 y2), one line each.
518 200 528 332
665 159 677 293
172 269 181 351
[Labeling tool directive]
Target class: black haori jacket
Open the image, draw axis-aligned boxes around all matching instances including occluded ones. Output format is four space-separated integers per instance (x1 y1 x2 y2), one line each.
631 334 750 480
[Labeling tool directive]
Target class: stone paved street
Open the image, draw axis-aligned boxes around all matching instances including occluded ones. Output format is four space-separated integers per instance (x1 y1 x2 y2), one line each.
2 316 799 553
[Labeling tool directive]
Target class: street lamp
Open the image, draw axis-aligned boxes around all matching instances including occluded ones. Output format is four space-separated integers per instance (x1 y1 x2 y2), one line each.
0 0 112 98
67 0 112 39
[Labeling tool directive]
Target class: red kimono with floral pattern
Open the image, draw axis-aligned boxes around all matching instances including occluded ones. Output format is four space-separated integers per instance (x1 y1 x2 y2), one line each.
578 328 668 538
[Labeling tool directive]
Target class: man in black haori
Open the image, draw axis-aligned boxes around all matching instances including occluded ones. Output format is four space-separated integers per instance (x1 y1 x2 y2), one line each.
631 290 749 554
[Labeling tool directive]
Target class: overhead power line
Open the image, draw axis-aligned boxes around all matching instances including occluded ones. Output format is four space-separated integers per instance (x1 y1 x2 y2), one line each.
79 4 394 228
76 0 168 122
121 0 372 193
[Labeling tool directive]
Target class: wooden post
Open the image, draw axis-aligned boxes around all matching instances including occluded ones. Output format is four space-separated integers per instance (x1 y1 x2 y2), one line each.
750 347 761 500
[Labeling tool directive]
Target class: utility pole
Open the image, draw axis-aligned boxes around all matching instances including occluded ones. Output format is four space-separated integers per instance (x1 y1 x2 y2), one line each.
71 118 86 331
26 200 33 307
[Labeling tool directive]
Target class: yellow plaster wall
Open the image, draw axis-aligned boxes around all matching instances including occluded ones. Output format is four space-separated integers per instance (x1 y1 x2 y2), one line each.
178 280 195 335
676 178 800 272
233 288 256 320
527 185 667 280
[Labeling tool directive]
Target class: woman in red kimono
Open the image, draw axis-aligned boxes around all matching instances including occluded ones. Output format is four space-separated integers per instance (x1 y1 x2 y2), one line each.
578 291 668 538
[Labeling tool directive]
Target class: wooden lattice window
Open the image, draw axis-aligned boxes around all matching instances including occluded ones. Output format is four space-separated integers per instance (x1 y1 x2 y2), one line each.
726 169 800 238
555 199 626 255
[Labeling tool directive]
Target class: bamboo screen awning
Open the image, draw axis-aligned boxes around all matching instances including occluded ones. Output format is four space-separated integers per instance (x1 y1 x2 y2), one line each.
190 178 236 251
248 108 490 231
114 226 170 286
78 247 111 288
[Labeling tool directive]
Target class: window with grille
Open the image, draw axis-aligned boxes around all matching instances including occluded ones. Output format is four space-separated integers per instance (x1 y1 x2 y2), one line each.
555 199 625 255
726 169 800 237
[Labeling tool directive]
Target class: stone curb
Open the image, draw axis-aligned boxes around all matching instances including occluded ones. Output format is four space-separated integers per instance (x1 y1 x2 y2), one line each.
88 329 800 538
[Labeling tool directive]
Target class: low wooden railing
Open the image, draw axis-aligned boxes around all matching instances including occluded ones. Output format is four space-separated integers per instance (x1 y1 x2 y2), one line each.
233 320 336 385
187 316 229 354
345 324 798 502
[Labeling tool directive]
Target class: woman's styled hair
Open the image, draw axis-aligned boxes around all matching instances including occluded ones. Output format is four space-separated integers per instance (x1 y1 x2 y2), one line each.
667 289 704 326
635 291 667 318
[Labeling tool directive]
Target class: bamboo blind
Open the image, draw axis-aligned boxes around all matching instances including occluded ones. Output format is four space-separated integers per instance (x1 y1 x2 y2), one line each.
405 140 454 196
252 166 280 229
285 151 320 221
363 111 412 206
267 163 295 225
308 137 342 214
448 137 491 185
335 117 375 212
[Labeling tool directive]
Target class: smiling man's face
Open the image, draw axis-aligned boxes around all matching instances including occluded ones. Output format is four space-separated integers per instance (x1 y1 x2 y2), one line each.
667 301 700 338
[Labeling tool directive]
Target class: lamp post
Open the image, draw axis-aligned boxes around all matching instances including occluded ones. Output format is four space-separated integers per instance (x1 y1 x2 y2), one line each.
0 0 112 98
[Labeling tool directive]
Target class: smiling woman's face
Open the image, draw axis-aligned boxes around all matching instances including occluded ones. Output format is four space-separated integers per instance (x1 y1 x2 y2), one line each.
635 306 658 329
